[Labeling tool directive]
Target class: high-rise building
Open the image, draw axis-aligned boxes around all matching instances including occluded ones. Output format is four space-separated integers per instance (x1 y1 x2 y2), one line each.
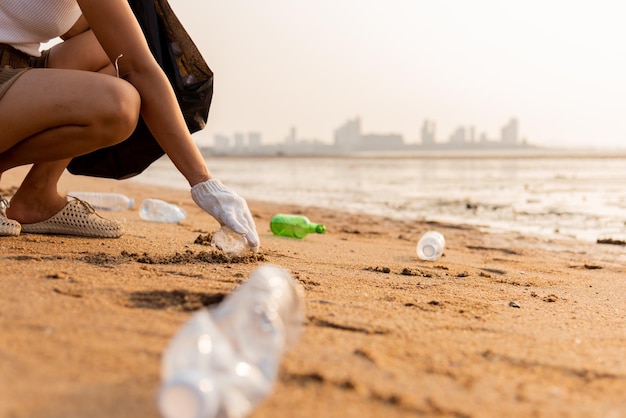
285 126 297 145
421 120 436 146
500 118 519 145
449 126 466 145
334 117 361 151
248 132 262 150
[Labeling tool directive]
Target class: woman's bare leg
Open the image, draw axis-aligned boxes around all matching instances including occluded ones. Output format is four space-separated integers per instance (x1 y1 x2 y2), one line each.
2 29 124 223
0 26 138 224
0 69 139 223
0 69 139 161
5 161 70 223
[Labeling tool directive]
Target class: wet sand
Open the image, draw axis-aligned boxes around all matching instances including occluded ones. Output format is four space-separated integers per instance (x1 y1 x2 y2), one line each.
1 165 625 418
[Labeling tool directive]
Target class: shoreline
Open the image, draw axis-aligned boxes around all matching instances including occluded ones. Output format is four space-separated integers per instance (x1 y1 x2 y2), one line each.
2 166 626 418
130 155 626 247
199 147 626 160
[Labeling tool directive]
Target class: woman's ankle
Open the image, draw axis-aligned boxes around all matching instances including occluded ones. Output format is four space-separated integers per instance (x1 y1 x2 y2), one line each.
6 193 67 224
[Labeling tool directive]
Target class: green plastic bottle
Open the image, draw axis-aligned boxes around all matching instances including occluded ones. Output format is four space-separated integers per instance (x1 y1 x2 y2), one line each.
270 214 326 239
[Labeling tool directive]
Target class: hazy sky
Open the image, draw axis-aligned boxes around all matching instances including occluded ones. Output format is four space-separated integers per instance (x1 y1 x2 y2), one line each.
169 1 625 148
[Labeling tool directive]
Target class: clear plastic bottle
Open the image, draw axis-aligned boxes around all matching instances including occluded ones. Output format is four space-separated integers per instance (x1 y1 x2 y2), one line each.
269 214 326 239
68 192 134 212
139 198 186 223
158 265 305 418
211 226 250 258
417 231 445 261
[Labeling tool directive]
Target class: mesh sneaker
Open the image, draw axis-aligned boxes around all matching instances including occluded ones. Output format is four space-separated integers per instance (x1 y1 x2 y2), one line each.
20 198 123 238
0 197 21 237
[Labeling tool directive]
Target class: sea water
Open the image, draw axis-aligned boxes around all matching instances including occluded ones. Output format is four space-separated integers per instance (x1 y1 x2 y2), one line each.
131 153 626 244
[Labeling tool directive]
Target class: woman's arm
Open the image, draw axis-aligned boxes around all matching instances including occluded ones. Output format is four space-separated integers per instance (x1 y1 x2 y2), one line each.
76 0 210 186
61 15 90 40
75 0 260 250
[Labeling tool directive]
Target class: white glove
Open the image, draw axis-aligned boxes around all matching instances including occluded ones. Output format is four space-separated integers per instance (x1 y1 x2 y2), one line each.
191 179 260 252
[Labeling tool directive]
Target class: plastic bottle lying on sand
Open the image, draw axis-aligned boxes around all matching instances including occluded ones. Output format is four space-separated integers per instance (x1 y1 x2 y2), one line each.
416 231 445 261
269 214 326 239
211 226 250 258
157 265 305 418
68 192 134 212
139 198 186 223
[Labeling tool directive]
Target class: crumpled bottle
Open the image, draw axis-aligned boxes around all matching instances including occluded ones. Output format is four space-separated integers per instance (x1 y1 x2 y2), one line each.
211 226 251 258
157 265 305 418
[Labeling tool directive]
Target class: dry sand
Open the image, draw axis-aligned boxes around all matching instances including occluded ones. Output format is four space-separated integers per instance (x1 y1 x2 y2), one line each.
1 165 625 418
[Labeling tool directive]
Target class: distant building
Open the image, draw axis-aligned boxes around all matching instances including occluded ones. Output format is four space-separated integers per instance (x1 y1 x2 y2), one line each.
248 132 262 150
449 126 466 146
501 118 519 145
334 117 405 151
359 134 404 151
421 120 436 146
334 117 361 151
285 126 297 145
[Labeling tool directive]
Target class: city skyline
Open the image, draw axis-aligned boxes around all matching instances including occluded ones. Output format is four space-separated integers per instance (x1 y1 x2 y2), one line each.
208 116 533 155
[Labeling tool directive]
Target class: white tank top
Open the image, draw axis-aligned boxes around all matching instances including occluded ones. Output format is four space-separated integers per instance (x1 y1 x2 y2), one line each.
0 0 82 56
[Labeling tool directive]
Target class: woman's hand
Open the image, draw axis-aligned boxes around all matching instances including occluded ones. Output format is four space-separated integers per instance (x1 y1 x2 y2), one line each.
191 179 260 252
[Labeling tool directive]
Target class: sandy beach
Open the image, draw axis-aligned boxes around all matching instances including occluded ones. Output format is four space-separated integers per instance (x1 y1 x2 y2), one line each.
1 165 625 418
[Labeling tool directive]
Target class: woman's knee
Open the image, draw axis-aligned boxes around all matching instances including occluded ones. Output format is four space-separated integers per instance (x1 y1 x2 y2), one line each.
92 79 141 146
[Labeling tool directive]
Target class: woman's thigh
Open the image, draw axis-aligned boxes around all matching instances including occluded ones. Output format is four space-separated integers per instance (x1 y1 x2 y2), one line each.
0 68 140 151
48 29 113 74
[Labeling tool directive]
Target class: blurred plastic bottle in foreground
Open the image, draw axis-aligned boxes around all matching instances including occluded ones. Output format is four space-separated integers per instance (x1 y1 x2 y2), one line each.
157 265 305 418
270 214 326 239
68 192 134 212
417 231 445 261
139 198 186 223
211 226 251 258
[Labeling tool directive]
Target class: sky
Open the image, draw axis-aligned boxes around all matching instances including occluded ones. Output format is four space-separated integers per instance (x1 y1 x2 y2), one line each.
171 1 625 148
